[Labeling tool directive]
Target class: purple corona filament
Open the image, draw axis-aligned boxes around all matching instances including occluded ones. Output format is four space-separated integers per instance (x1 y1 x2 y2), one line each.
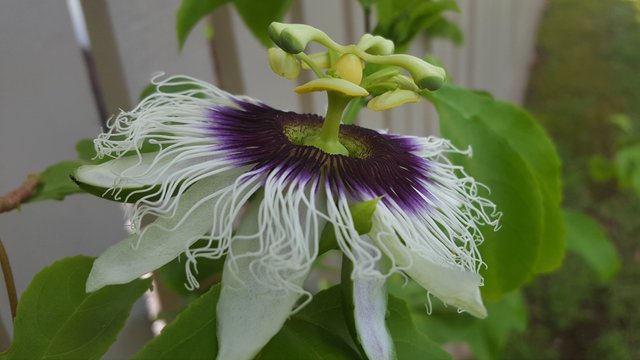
209 100 431 213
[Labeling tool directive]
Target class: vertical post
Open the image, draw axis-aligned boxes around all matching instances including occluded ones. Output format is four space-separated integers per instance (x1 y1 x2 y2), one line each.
208 6 245 94
79 0 131 120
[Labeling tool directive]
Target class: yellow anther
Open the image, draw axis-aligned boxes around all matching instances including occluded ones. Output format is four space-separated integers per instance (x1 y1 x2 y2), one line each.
335 54 364 85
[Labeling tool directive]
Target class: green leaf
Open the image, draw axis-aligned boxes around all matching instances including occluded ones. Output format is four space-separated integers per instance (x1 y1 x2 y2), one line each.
387 293 451 360
430 85 565 276
233 0 292 47
0 256 150 360
373 0 459 50
75 139 100 164
428 87 546 299
26 160 84 203
133 284 220 359
425 17 463 44
176 0 229 50
156 243 225 296
259 319 361 360
411 288 527 360
318 198 380 254
563 209 620 282
269 285 450 359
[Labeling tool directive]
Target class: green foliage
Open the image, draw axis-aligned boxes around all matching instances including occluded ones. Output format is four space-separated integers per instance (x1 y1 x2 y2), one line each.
615 144 640 196
505 0 640 357
430 86 565 276
233 0 292 47
133 285 221 359
563 209 620 282
372 0 461 50
26 160 83 203
386 293 451 360
427 86 566 298
318 198 380 254
155 243 225 296
135 283 449 359
398 278 527 360
176 0 291 50
176 0 229 49
0 256 150 360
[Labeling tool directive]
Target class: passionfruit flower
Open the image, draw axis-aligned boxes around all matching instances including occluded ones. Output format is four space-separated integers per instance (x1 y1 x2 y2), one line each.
78 23 499 360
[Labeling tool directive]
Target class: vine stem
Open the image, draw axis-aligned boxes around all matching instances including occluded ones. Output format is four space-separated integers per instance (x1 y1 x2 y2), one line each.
0 175 39 214
0 238 17 319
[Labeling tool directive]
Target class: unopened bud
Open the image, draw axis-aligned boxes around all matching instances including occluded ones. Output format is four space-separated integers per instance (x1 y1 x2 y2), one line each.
268 48 301 80
367 89 421 111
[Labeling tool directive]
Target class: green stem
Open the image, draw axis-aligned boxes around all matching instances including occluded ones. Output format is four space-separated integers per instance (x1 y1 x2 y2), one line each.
0 238 17 319
296 53 324 78
304 91 350 155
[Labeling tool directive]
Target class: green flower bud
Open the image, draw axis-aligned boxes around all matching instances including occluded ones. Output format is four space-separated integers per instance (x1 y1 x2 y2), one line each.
268 22 287 48
268 48 301 80
367 89 421 111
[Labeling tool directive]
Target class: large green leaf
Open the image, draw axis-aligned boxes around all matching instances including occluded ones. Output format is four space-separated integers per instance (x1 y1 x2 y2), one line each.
233 0 292 47
133 285 221 359
0 256 150 360
563 209 620 282
25 160 83 203
430 86 564 275
428 88 544 299
176 0 230 50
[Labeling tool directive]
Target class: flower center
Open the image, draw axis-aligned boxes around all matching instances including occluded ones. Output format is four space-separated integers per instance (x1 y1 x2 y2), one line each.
282 120 371 159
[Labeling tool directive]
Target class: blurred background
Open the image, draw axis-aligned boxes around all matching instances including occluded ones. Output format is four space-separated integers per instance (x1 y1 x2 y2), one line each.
0 0 637 358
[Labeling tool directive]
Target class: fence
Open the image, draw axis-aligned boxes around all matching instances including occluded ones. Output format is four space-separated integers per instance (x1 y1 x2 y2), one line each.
0 0 545 357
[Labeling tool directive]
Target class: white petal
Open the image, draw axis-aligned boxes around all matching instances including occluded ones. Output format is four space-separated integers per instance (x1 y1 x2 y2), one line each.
353 237 396 360
86 174 237 292
216 201 307 360
403 254 486 318
371 217 487 318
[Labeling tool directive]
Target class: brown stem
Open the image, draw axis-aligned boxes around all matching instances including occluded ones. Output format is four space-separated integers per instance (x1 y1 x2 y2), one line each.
0 175 39 214
0 238 17 319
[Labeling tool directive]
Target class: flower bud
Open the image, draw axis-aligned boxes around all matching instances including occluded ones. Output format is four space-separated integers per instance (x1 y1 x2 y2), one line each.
367 89 421 111
268 47 301 80
335 54 364 85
